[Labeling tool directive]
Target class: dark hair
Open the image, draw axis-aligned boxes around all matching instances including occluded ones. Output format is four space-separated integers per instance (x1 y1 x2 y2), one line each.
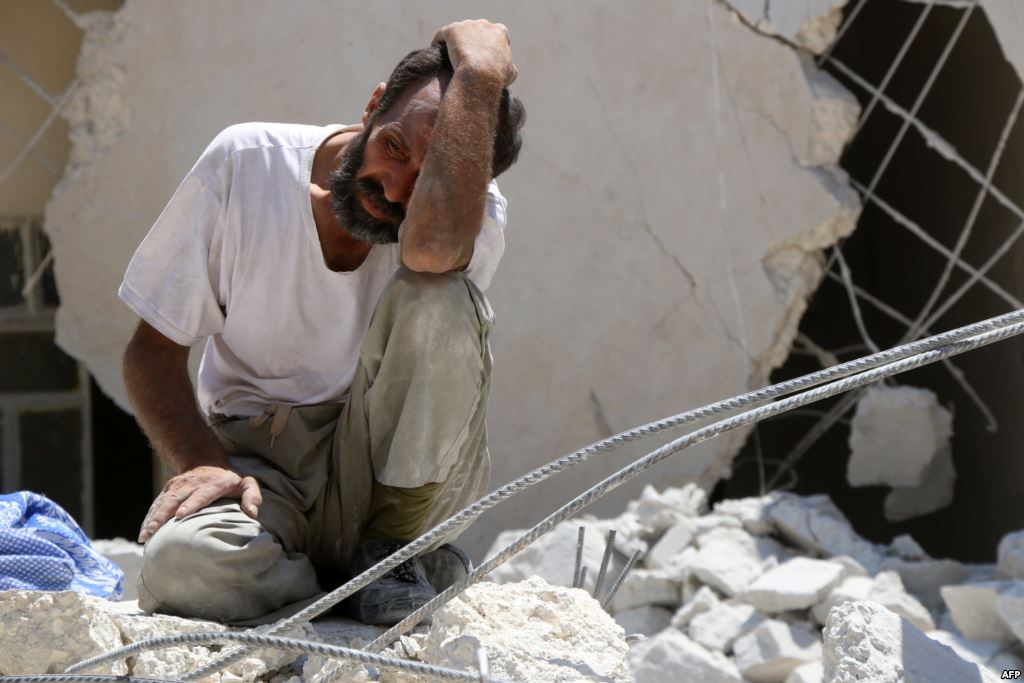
373 44 525 178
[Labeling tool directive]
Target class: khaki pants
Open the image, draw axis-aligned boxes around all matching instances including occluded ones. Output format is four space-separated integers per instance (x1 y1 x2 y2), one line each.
137 269 494 624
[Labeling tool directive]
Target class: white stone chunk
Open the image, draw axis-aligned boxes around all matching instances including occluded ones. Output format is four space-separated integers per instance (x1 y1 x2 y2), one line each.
671 585 720 629
607 569 682 613
884 444 957 522
645 519 695 571
847 385 953 488
927 629 1024 677
628 629 743 683
613 606 672 638
742 557 845 613
941 581 1018 643
768 493 885 573
889 533 930 560
879 557 968 611
868 570 935 631
733 619 823 683
784 661 824 683
694 513 744 538
624 484 708 538
486 518 623 595
712 494 782 535
688 599 765 653
998 530 1024 580
824 600 1000 683
418 577 631 683
995 582 1024 645
812 575 874 625
690 526 790 597
91 537 144 602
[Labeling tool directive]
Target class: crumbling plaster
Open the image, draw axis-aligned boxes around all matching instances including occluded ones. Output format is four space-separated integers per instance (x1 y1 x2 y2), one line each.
45 0 861 554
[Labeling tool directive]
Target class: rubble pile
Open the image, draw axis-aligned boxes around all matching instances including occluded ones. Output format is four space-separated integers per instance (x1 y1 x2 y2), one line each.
487 485 1024 682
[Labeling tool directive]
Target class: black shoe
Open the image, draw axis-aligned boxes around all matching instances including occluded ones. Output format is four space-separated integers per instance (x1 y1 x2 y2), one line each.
420 543 472 592
347 538 437 626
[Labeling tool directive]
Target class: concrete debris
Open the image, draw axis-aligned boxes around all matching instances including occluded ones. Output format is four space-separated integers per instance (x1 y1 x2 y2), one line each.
671 585 722 630
824 600 1001 683
713 494 781 535
628 629 743 683
725 0 849 54
624 484 708 538
995 582 1024 645
847 385 954 489
612 606 672 638
890 533 931 561
91 537 144 602
644 519 695 571
884 444 957 522
606 569 682 613
688 599 766 653
413 577 630 683
997 529 1024 580
927 629 1024 676
768 493 885 573
690 526 790 596
879 556 968 611
867 570 935 632
784 661 824 683
741 557 845 613
941 581 1019 643
733 619 823 683
812 575 875 625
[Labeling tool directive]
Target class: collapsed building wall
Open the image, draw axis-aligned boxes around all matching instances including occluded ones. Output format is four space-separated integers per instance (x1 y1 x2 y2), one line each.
43 0 862 553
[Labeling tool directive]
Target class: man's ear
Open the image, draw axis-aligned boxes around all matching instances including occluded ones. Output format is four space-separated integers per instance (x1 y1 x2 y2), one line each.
362 82 387 126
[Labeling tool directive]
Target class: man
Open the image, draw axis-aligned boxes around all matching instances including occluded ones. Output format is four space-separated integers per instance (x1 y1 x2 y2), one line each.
118 20 525 626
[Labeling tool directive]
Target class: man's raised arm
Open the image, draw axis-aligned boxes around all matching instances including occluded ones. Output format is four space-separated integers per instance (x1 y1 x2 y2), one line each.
124 320 261 542
399 19 517 273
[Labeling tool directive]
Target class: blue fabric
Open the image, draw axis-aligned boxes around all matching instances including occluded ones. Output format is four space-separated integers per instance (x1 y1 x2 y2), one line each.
0 491 124 599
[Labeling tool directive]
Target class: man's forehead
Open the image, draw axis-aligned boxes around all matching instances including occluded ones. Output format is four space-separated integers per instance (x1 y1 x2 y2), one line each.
378 77 443 135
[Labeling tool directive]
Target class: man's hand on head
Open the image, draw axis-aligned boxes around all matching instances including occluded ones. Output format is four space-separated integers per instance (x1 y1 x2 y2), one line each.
433 19 517 87
138 465 262 543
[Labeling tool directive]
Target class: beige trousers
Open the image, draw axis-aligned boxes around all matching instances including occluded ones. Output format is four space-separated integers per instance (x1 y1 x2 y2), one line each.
137 269 494 624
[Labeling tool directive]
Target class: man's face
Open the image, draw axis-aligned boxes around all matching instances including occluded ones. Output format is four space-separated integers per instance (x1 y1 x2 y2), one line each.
330 77 442 244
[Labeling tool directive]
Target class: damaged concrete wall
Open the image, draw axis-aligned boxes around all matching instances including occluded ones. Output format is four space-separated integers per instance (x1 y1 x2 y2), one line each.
44 0 860 553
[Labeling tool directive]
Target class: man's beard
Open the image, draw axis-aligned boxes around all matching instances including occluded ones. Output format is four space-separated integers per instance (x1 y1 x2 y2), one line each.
329 130 405 244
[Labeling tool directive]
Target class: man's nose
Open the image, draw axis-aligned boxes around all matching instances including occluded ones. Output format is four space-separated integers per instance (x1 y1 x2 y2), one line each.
382 167 416 207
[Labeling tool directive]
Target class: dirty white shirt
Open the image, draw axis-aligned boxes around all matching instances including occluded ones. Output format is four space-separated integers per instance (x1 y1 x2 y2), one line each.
119 122 507 417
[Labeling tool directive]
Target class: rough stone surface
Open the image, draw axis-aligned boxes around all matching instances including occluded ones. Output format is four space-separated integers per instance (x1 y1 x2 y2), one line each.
644 519 695 571
733 619 823 683
46 0 861 553
628 628 743 683
884 444 957 522
713 494 781 535
768 494 885 573
997 530 1024 580
607 569 682 613
691 526 789 597
812 576 874 625
612 606 672 638
868 570 936 632
880 557 969 611
91 537 144 602
784 660 824 683
847 385 953 489
688 599 766 653
942 581 1018 643
417 577 630 683
671 585 721 630
742 557 845 613
823 600 1001 683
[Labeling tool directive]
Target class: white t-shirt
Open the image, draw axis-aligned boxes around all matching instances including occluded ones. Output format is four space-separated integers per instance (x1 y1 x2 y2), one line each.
119 122 507 417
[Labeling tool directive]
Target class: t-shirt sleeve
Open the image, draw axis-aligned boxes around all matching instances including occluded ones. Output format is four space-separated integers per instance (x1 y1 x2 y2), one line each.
462 180 507 292
118 145 229 347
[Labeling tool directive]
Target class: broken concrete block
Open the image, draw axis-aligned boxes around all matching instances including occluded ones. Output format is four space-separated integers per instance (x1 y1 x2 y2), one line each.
742 557 845 613
941 581 1018 643
879 557 969 611
994 582 1024 645
688 599 766 653
91 537 144 602
644 518 695 571
628 628 743 683
889 533 930 561
419 576 630 683
712 494 781 535
829 555 868 579
884 444 957 522
824 600 1000 683
997 530 1024 580
784 660 824 683
625 484 708 538
768 493 885 573
608 569 682 613
690 527 785 597
733 619 823 683
694 513 744 538
613 606 672 638
0 590 126 675
927 629 1024 677
486 518 624 595
671 585 720 630
847 385 953 488
868 570 935 632
811 575 874 625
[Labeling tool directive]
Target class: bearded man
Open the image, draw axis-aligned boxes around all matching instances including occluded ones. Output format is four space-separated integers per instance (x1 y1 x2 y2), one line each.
119 19 524 626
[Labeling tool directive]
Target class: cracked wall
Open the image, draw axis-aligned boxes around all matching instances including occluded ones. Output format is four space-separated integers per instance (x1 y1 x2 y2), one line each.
43 0 860 554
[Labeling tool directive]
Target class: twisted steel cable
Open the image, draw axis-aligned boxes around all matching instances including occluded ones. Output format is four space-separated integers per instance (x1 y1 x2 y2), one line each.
62 631 503 682
366 320 1024 651
147 309 1024 679
0 677 182 683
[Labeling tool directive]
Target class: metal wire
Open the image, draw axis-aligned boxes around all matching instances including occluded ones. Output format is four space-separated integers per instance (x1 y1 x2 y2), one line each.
63 631 510 682
173 307 1024 679
0 678 180 683
366 319 1024 651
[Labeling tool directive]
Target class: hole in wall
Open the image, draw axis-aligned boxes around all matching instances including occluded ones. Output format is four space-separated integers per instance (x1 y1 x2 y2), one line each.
712 0 1024 562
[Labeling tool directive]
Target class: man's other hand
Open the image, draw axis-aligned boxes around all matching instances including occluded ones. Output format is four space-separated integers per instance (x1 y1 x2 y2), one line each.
432 19 517 87
138 465 262 542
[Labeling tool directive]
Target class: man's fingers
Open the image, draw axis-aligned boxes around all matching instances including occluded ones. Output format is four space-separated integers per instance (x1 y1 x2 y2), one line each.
239 477 262 519
174 484 230 521
138 495 186 542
